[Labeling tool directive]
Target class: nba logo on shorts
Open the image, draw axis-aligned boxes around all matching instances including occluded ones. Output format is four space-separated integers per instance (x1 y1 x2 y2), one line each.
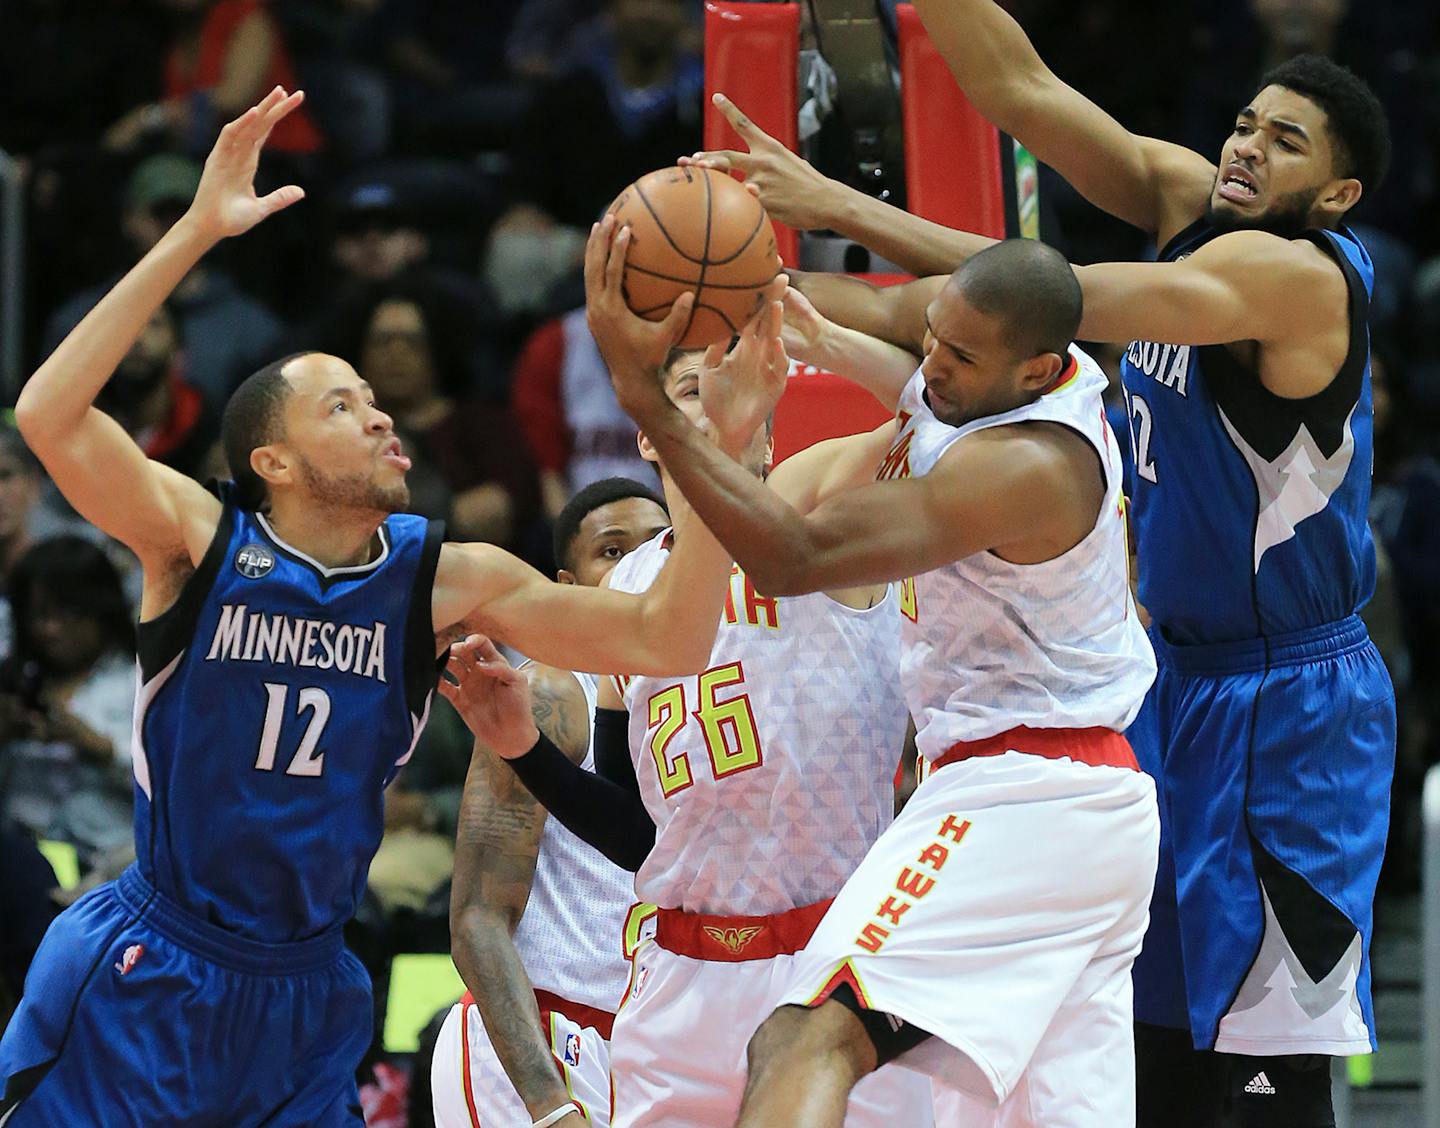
563 1032 582 1068
234 544 275 579
114 943 144 976
632 965 651 1001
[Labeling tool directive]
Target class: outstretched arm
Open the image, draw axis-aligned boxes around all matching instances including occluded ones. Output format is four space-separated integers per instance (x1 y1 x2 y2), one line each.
684 94 995 277
780 286 919 412
909 0 1214 237
440 638 655 871
433 216 788 676
447 663 592 1124
1074 230 1348 392
15 89 305 582
615 338 1095 595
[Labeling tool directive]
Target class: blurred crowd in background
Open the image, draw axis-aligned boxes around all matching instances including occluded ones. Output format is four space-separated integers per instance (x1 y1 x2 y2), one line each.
0 0 1436 1122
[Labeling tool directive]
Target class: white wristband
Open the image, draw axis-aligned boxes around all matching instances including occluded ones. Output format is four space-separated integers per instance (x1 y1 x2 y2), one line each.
533 1104 581 1128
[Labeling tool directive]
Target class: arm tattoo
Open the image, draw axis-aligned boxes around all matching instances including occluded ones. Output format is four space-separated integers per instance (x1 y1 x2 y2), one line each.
449 667 590 1114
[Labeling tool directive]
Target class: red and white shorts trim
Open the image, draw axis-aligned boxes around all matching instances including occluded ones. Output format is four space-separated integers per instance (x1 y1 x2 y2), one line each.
779 739 1159 1128
610 899 934 1128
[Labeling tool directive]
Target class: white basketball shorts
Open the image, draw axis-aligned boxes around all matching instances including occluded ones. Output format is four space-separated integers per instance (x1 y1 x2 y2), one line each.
777 748 1160 1128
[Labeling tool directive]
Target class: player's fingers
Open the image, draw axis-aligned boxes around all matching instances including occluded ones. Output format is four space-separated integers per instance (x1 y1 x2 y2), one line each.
217 105 260 153
657 290 696 345
682 150 749 175
605 223 630 294
702 340 727 371
436 678 461 706
583 216 613 299
256 184 305 219
255 90 306 149
713 93 771 148
469 635 508 667
765 272 790 304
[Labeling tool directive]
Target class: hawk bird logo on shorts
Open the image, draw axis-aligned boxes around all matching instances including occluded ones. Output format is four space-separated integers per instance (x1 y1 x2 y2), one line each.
114 943 144 976
702 925 764 955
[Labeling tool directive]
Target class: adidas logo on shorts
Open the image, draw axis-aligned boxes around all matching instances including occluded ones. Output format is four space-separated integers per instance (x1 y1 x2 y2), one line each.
1244 1071 1277 1096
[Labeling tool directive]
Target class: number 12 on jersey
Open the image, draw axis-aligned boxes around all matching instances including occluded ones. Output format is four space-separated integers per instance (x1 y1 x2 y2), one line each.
254 683 332 777
647 662 764 797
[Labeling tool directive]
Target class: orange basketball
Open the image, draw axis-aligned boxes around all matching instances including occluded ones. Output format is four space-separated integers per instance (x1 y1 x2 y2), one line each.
606 166 781 348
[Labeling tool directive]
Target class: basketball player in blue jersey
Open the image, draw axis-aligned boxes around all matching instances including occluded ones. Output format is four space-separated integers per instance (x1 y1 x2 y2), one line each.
0 90 746 1128
684 5 1396 1124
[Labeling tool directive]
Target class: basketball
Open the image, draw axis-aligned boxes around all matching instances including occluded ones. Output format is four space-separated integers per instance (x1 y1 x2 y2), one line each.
606 165 781 348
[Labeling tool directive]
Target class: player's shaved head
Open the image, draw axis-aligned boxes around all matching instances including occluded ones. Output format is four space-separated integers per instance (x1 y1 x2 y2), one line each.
222 351 315 510
949 240 1082 361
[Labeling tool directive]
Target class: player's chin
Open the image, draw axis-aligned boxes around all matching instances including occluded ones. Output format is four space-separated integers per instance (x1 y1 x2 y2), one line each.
377 482 411 514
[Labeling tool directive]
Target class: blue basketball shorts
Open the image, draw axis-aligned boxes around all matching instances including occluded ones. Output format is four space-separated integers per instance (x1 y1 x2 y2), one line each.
0 865 371 1126
1128 614 1395 1055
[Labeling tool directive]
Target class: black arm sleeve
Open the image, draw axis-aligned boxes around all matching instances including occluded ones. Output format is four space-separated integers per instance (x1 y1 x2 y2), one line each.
593 707 639 795
507 731 655 871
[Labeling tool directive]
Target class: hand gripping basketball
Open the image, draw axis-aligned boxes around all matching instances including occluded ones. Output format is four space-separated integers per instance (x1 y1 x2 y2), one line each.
585 213 694 416
681 93 839 232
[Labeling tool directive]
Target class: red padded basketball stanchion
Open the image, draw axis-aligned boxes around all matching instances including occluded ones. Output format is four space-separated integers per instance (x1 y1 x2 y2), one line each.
896 3 1006 239
703 1 801 267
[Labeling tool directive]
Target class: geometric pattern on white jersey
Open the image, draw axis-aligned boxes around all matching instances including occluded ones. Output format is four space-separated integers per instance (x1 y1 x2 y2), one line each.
883 348 1156 760
512 670 638 1013
607 533 907 916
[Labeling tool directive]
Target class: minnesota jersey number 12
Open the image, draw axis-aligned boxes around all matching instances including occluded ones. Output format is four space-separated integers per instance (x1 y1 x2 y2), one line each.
254 683 332 777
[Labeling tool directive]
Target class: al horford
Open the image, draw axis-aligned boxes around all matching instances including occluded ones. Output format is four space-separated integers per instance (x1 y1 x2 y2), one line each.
205 605 389 682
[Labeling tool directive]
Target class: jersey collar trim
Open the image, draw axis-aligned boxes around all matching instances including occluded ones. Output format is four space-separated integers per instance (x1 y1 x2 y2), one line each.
255 512 392 578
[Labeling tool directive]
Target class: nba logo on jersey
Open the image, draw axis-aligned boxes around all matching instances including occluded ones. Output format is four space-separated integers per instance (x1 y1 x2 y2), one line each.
563 1032 582 1068
113 943 144 976
234 544 275 579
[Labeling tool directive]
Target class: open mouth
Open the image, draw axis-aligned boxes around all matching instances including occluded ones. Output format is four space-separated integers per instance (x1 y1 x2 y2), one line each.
380 438 412 471
1217 164 1259 204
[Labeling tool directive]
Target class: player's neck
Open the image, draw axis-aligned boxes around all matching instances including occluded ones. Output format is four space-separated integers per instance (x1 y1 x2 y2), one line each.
264 500 386 569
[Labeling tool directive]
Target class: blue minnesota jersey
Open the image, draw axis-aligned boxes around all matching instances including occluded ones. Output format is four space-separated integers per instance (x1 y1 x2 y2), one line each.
1119 219 1377 644
132 487 443 942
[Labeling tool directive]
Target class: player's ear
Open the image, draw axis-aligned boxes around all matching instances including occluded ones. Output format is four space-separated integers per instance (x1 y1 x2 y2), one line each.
556 570 577 585
637 429 660 464
1019 352 1065 394
1318 176 1362 218
250 443 291 488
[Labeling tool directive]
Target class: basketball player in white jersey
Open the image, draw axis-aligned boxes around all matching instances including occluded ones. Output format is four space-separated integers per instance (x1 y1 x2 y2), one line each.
594 231 1160 1127
439 235 935 1127
432 478 669 1128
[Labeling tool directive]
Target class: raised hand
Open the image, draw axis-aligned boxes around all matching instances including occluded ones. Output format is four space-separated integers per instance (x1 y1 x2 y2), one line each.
699 278 790 453
779 284 830 363
680 93 838 231
586 213 693 418
438 635 539 760
185 87 307 243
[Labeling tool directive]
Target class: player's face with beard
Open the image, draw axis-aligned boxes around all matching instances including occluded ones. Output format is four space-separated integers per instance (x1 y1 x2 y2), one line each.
277 356 412 515
1207 85 1349 237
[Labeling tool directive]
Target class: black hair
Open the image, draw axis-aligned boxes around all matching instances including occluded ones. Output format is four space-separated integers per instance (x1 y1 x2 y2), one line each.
221 352 313 511
552 477 668 573
6 536 135 677
952 239 1082 360
1259 55 1391 193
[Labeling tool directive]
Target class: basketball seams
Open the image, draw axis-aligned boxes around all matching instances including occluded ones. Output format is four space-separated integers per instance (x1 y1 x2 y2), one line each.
625 262 778 290
632 176 707 267
617 165 778 345
704 206 767 266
